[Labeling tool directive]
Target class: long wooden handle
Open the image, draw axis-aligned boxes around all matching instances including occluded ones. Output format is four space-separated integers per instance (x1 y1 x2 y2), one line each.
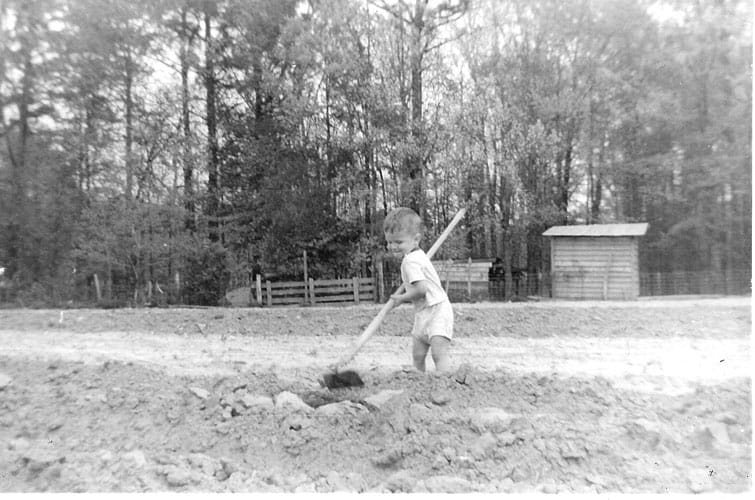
332 207 467 370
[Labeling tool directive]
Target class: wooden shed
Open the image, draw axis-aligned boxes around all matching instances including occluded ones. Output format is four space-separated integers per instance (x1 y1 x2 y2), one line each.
542 223 648 300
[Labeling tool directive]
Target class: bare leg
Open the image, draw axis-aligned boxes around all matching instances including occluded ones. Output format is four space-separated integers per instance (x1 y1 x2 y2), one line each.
412 337 430 372
430 336 451 372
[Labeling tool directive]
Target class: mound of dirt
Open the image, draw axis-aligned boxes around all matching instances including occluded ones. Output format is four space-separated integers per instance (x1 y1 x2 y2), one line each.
0 357 750 493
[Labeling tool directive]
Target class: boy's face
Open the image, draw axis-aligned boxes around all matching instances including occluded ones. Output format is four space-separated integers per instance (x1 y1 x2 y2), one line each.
385 230 420 258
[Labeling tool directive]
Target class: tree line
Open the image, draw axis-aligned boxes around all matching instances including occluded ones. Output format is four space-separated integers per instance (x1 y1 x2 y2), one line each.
0 0 751 305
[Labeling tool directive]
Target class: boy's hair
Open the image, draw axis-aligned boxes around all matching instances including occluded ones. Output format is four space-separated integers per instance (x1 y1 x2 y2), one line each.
383 207 423 235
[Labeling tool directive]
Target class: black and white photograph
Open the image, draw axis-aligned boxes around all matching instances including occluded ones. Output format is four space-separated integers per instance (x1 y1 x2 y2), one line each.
0 0 751 494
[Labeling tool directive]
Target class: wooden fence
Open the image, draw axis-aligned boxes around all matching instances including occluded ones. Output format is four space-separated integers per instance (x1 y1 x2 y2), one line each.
434 258 492 300
248 275 375 306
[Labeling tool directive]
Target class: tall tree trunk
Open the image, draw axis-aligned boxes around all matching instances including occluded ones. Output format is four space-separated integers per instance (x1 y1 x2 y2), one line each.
124 49 134 201
591 130 605 221
204 5 219 241
407 0 425 215
556 119 575 223
180 6 195 231
364 31 376 238
586 125 594 223
502 226 513 299
364 137 375 237
322 75 337 215
84 106 94 195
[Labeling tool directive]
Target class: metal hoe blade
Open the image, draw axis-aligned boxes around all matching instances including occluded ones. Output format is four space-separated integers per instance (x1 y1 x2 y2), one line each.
320 370 364 389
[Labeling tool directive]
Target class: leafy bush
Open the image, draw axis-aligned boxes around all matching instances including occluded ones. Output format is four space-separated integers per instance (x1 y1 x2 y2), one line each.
182 242 231 306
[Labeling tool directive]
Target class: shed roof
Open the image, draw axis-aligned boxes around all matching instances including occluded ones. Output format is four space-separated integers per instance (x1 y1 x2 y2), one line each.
542 223 648 237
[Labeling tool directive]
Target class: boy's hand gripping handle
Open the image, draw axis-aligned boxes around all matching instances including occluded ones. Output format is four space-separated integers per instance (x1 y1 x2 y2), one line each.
331 206 468 371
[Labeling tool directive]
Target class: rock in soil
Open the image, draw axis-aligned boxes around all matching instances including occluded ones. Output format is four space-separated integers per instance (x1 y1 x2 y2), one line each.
122 449 148 468
470 431 498 459
469 407 515 433
687 468 714 493
239 393 274 411
454 364 472 385
274 391 313 414
188 387 210 399
424 475 474 493
384 470 417 492
165 466 193 487
362 389 406 411
372 448 404 468
430 389 452 405
314 400 365 417
0 372 12 390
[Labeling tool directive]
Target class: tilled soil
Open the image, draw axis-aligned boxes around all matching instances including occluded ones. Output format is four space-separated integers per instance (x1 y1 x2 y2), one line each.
0 297 751 493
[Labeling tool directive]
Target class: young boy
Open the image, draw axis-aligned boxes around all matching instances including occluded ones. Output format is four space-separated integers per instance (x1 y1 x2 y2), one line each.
383 207 453 372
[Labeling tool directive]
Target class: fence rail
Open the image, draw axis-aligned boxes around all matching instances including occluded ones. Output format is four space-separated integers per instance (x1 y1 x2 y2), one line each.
243 276 375 306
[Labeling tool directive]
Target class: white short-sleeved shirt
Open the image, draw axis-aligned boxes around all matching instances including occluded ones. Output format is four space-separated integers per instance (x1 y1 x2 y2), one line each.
401 249 449 310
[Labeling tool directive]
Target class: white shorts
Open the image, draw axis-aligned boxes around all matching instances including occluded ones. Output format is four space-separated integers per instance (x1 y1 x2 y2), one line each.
411 301 454 343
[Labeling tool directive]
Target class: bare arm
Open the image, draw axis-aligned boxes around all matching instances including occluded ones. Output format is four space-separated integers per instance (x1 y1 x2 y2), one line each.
391 280 427 304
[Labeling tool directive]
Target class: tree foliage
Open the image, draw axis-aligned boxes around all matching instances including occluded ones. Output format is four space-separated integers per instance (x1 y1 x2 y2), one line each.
0 0 750 305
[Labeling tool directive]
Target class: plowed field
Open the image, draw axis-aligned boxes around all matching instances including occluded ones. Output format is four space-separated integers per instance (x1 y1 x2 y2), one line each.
0 297 751 493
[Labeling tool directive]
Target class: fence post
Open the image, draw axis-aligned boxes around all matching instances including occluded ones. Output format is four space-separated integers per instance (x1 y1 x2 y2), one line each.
353 276 360 304
255 275 263 305
303 250 308 304
377 258 384 302
445 259 451 293
93 274 102 302
467 257 472 301
309 278 315 305
266 280 272 307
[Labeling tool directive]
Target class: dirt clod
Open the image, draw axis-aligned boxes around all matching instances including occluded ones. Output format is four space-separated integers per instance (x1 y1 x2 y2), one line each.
122 450 147 468
362 389 406 411
188 387 209 400
313 400 364 417
239 393 274 411
384 470 416 492
430 389 452 405
687 468 714 493
164 466 192 487
469 407 515 433
372 448 404 468
454 364 472 384
424 475 474 493
0 372 12 390
470 431 497 459
274 392 313 414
